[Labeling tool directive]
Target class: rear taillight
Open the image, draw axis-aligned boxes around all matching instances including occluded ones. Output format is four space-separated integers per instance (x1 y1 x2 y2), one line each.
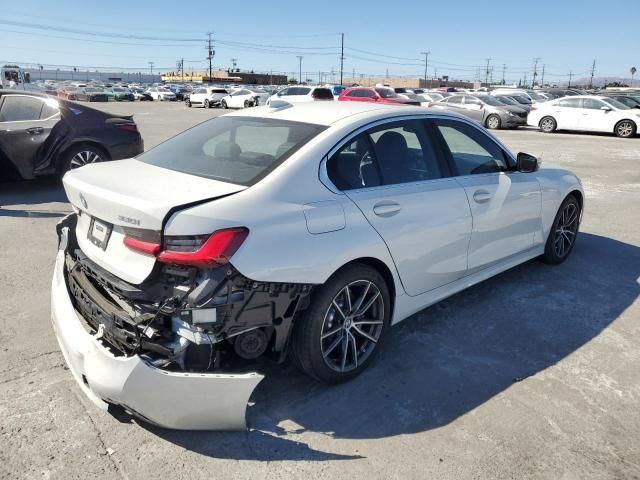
530 106 537 112
123 227 162 256
427 102 433 108
116 123 138 133
123 236 161 255
158 227 249 267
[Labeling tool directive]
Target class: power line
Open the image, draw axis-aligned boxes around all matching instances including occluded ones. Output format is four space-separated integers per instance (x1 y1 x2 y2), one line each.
421 51 430 86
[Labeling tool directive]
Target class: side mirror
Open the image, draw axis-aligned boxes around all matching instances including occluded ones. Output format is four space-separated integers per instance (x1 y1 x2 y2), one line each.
517 152 539 173
600 106 612 112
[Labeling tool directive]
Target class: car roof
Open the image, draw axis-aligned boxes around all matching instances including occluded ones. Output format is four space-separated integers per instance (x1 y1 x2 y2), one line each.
225 100 440 126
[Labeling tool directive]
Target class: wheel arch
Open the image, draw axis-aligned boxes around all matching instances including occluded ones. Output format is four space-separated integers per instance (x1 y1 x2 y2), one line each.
614 118 637 134
57 140 111 172
330 256 397 318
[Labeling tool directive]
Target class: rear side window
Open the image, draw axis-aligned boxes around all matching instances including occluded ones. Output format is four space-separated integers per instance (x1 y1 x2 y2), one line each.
433 119 508 175
312 88 334 99
0 96 43 122
139 116 325 186
289 87 311 95
557 98 581 108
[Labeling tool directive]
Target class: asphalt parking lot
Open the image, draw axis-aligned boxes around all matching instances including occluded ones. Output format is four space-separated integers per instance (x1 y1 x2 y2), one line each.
1 101 639 480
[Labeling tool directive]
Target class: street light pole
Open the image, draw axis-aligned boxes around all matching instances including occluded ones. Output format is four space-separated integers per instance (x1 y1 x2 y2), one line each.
296 56 303 84
421 51 430 87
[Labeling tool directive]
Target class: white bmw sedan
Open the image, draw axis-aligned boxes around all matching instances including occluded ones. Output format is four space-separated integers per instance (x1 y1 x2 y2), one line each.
528 95 639 137
52 102 583 430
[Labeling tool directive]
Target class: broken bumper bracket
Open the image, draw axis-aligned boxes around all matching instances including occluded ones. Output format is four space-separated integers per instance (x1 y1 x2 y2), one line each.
51 222 263 430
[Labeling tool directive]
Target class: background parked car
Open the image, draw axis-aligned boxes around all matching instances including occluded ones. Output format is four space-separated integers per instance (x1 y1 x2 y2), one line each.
57 86 79 100
75 87 109 102
493 95 532 113
0 90 143 180
266 86 334 105
599 94 640 109
131 88 153 101
111 87 135 102
429 94 527 129
169 85 190 101
490 88 547 103
338 87 421 105
528 95 640 137
220 88 269 109
186 87 229 108
146 87 176 101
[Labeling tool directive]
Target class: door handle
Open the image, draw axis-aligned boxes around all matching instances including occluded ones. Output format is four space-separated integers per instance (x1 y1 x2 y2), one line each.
473 190 492 203
373 201 401 217
27 127 44 135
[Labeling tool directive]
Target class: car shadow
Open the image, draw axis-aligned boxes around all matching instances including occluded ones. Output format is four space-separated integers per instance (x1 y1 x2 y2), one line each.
137 232 640 460
0 178 69 217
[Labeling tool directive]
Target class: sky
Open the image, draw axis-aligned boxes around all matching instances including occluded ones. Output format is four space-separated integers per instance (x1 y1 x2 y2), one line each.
1 0 638 84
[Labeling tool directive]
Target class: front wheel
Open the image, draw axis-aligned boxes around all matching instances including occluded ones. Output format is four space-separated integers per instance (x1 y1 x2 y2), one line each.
244 99 251 108
291 264 390 383
486 114 501 130
221 100 228 109
204 99 210 108
541 195 581 265
615 120 636 138
185 99 191 107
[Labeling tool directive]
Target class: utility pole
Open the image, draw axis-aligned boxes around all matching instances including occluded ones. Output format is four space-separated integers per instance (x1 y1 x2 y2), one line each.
421 51 430 87
532 57 541 87
484 58 491 86
502 64 506 85
148 61 154 76
206 32 215 83
524 72 528 88
340 33 344 86
296 55 303 84
540 64 545 87
230 58 237 72
589 59 596 89
568 70 573 88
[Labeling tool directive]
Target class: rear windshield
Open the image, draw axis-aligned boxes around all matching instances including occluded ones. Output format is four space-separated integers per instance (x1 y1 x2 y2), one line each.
139 116 326 186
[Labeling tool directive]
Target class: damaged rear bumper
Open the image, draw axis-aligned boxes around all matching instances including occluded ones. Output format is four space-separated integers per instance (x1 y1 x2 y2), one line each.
51 225 263 430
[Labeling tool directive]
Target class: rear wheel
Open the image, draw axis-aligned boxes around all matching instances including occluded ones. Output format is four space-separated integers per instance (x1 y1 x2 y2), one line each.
541 195 581 265
221 100 228 109
615 120 636 138
185 99 191 107
486 114 501 130
291 264 390 383
244 99 251 108
539 116 557 133
59 144 108 174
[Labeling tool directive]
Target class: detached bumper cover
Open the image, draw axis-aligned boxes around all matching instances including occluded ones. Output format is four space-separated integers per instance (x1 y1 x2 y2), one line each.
51 225 263 430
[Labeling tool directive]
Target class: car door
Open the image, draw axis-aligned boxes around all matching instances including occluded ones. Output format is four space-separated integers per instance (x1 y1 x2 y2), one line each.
327 118 472 296
552 97 582 129
579 98 614 132
460 95 485 122
229 90 246 108
432 118 542 273
0 95 59 179
441 95 466 115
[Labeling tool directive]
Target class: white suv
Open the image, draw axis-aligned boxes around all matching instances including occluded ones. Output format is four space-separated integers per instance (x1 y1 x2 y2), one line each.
146 87 176 101
186 87 228 108
266 86 335 105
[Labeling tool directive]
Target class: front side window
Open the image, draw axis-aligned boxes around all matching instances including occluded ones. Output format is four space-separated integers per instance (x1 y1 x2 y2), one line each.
0 96 44 122
582 98 606 109
447 96 463 104
139 116 325 186
433 119 509 175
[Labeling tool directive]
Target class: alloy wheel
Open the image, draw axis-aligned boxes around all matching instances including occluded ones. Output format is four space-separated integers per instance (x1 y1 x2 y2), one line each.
320 280 385 373
554 202 579 258
487 115 500 129
541 118 555 132
617 121 634 137
70 150 102 169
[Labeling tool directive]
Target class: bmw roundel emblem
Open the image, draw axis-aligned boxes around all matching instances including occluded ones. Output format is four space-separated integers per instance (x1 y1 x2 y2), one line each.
79 193 88 209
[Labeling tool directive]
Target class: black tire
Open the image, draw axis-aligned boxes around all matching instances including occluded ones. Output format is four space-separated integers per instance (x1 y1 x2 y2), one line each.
486 114 501 130
59 143 109 174
221 100 228 109
291 263 391 384
541 195 581 265
204 99 210 108
614 119 636 138
539 116 557 133
244 100 251 108
185 99 191 107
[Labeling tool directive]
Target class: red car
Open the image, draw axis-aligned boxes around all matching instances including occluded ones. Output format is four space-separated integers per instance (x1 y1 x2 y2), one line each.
338 87 421 105
57 87 79 101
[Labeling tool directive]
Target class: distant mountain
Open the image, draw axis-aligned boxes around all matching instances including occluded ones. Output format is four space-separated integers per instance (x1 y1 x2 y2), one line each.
569 76 636 87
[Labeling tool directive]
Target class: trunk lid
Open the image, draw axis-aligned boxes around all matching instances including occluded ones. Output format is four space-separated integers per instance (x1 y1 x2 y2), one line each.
63 159 246 284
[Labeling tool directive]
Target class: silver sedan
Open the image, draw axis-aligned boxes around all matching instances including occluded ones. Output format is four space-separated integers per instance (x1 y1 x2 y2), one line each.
428 94 528 129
